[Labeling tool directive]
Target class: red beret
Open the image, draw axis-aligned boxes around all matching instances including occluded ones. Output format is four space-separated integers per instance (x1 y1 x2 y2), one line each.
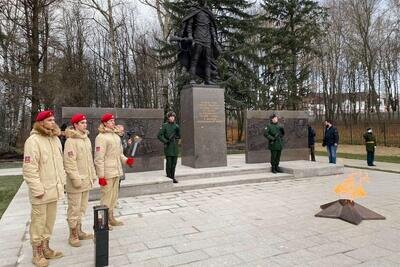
70 113 87 124
101 113 115 123
35 110 54 122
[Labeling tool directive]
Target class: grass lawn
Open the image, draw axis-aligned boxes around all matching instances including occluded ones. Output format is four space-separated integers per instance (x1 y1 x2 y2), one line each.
0 175 23 219
0 161 22 169
315 151 400 164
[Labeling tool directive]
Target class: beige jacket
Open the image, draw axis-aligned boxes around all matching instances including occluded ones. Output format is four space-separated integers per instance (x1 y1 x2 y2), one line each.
64 127 97 193
23 123 66 205
94 124 127 179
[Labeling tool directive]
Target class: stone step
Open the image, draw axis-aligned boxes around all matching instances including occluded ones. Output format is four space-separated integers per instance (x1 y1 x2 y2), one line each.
89 176 172 201
279 160 344 178
89 172 293 200
176 166 268 180
88 160 344 200
171 172 293 192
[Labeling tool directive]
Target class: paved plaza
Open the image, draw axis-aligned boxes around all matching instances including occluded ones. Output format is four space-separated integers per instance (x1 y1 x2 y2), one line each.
2 164 400 267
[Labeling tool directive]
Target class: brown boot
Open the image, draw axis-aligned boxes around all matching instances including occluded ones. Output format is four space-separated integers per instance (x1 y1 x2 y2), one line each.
32 243 48 267
77 222 93 240
68 227 81 247
42 238 64 259
109 211 124 226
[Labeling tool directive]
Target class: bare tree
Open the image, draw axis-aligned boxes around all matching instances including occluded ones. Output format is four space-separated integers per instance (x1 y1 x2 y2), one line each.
79 0 124 107
138 0 173 111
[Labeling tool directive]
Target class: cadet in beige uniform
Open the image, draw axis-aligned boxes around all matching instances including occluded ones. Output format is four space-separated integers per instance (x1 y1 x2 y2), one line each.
23 110 65 267
94 113 134 228
64 113 97 247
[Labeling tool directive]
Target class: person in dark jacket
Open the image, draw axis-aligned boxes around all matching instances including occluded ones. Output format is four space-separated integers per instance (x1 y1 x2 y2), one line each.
59 123 68 151
158 111 180 183
363 127 376 166
264 114 285 173
308 124 316 161
322 119 339 164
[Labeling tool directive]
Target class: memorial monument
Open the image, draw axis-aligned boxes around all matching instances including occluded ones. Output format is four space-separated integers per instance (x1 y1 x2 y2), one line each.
172 0 227 168
171 0 221 85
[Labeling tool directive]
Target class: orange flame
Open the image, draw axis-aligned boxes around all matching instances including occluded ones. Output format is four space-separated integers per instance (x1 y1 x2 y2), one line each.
334 173 368 200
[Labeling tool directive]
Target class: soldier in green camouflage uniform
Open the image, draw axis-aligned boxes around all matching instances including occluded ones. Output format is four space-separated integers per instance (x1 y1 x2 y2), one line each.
264 114 285 173
158 111 180 183
363 127 376 166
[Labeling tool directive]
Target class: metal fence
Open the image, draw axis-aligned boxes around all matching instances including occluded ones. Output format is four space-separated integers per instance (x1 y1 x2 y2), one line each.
311 122 400 147
226 119 400 147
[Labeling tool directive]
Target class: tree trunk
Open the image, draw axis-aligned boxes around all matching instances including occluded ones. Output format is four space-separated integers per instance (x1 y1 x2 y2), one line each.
27 0 41 125
107 0 121 107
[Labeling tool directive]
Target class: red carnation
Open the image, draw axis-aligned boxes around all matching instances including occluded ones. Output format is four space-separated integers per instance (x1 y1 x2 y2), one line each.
126 157 135 167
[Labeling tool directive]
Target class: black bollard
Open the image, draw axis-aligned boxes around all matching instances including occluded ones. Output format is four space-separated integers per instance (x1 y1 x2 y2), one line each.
93 205 109 267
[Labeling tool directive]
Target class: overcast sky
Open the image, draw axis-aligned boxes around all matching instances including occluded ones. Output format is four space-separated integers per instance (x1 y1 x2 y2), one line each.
135 1 158 31
132 0 330 33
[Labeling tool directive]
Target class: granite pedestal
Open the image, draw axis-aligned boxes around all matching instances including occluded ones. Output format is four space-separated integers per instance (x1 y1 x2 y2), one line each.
180 85 227 168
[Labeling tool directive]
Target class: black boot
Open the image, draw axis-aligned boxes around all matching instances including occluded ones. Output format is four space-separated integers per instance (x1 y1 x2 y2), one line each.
204 64 213 85
171 170 178 183
276 166 283 173
271 165 277 174
189 67 197 84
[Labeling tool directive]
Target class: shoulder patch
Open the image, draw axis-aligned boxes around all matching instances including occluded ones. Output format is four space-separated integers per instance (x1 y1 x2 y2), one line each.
96 146 101 152
68 151 74 157
24 156 31 163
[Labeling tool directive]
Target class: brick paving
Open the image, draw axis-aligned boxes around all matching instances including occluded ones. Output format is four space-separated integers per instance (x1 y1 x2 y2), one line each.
2 166 400 266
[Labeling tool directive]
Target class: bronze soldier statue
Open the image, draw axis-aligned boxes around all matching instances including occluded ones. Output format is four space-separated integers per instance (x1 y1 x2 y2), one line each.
171 0 221 85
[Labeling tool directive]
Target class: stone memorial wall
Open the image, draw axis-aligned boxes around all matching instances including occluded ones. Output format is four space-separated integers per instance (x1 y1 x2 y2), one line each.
62 107 164 172
245 110 310 163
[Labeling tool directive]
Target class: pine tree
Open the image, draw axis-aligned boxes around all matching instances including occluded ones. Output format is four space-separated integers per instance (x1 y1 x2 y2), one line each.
259 0 326 110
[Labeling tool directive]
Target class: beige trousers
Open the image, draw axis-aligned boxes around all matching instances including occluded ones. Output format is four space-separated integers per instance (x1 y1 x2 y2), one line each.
67 191 89 228
100 177 119 212
30 201 57 244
